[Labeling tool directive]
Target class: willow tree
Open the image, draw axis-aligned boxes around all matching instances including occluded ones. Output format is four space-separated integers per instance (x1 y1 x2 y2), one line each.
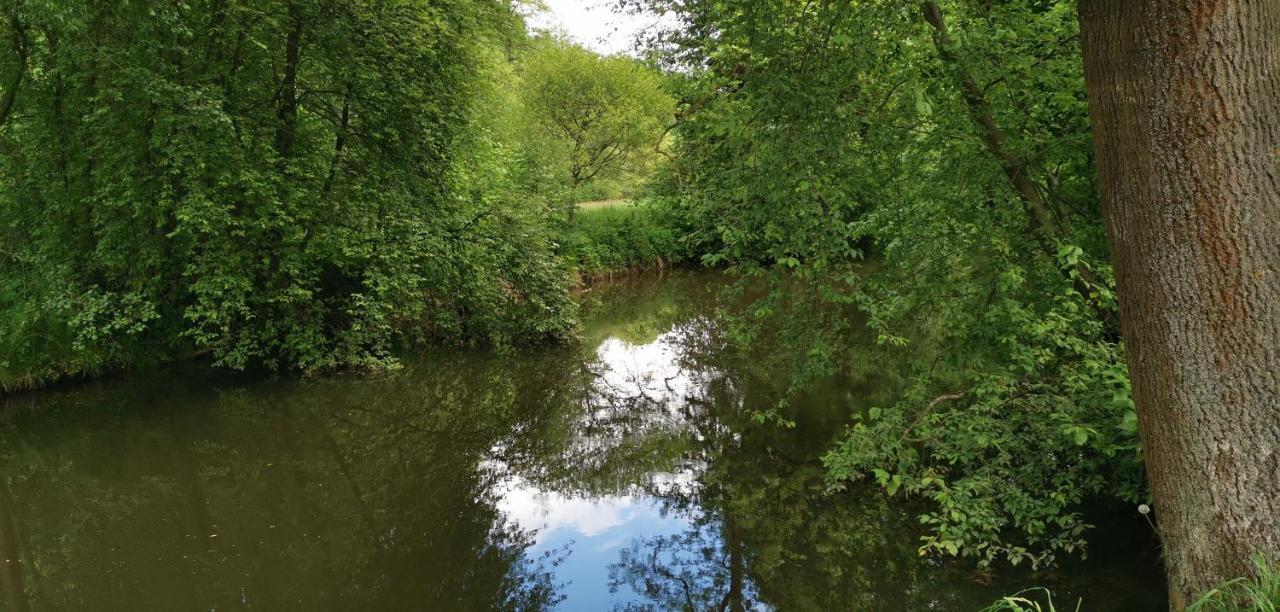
1079 1 1280 606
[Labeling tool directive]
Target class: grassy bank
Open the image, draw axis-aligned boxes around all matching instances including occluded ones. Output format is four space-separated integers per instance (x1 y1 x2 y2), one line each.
3 200 690 397
560 200 687 282
0 301 107 394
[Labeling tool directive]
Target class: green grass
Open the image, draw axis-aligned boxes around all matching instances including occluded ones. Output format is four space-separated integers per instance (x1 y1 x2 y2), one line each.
576 198 632 211
1190 556 1280 612
0 299 98 394
981 588 1080 612
982 557 1279 612
560 202 683 281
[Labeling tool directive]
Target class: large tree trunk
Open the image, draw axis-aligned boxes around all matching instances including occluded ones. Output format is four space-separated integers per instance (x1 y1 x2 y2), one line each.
1078 1 1280 608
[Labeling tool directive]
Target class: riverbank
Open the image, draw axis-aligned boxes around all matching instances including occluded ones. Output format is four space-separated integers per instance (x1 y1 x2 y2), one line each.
0 269 1168 610
560 200 690 285
1 202 698 398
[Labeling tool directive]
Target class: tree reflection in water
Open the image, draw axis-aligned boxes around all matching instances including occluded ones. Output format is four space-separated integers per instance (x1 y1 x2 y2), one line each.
0 271 1165 611
585 276 1164 612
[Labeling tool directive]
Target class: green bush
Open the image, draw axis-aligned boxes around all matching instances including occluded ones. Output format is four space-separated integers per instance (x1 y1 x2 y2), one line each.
574 180 631 203
560 202 684 279
0 1 577 391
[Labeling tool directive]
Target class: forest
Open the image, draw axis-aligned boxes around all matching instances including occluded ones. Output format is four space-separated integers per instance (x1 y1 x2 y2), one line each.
0 1 1277 611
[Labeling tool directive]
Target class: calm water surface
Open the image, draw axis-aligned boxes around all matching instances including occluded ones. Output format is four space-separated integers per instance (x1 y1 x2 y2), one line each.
0 271 1166 611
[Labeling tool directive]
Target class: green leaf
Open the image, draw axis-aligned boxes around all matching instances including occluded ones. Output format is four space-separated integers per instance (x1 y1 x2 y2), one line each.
914 87 933 116
1120 411 1139 434
886 474 903 496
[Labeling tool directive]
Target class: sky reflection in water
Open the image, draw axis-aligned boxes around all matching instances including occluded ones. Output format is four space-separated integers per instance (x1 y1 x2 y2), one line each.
0 271 1167 611
495 327 705 609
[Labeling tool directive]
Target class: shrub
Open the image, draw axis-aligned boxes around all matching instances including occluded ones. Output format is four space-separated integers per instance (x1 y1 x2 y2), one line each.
560 202 684 279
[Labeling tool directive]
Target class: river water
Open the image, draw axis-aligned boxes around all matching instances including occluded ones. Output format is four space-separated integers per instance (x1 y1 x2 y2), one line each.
0 271 1166 611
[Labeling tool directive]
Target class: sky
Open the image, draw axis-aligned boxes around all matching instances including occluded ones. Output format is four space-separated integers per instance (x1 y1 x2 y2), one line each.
492 330 705 609
524 0 668 56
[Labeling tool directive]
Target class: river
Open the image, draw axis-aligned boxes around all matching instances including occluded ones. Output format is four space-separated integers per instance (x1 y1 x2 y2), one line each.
0 270 1166 611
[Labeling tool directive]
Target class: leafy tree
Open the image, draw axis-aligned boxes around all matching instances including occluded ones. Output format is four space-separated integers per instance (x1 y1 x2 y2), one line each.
632 0 1280 602
518 41 673 217
0 0 576 388
626 0 1141 569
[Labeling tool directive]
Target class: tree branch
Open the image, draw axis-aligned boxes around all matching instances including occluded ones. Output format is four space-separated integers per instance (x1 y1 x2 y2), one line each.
901 390 966 442
920 2 1112 324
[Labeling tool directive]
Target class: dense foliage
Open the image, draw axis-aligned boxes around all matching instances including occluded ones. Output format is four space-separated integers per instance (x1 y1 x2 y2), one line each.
560 202 684 281
0 0 1164 580
516 40 673 217
0 2 683 391
629 0 1145 567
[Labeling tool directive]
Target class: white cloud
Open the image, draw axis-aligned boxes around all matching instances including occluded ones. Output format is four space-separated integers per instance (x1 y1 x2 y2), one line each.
595 335 693 402
488 324 711 547
497 475 642 539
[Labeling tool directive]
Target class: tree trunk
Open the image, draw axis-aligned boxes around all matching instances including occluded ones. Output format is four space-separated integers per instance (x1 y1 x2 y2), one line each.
722 511 745 612
274 1 303 159
0 11 27 130
1078 1 1280 608
920 2 1063 239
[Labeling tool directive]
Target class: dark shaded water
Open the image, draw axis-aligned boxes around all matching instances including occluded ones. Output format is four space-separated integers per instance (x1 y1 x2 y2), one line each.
0 271 1165 611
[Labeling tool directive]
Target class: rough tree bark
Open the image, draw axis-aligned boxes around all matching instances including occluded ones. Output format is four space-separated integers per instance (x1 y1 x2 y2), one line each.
1078 1 1280 607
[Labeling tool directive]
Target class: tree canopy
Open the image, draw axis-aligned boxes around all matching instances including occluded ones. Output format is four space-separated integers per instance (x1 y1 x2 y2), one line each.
518 40 673 212
626 0 1133 569
0 0 585 385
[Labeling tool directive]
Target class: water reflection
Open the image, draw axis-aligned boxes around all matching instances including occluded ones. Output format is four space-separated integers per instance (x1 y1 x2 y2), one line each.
0 271 1165 611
